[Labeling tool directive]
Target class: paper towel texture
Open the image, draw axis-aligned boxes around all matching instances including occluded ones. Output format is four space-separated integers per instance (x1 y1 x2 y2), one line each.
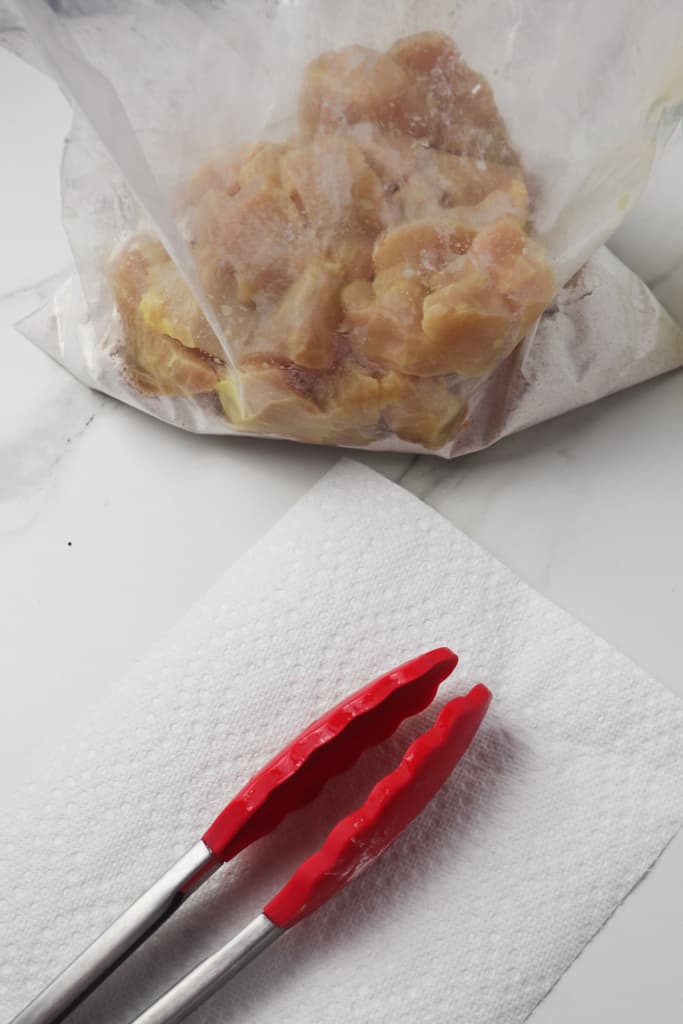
2 460 682 1023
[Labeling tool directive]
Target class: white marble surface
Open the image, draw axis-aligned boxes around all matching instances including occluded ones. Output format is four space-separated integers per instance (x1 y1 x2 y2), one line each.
1 45 682 1024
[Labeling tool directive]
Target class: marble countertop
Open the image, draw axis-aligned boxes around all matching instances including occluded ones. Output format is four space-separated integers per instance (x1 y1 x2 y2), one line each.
2 46 682 1024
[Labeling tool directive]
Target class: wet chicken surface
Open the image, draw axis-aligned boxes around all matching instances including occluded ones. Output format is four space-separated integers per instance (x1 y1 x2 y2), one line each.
113 32 555 449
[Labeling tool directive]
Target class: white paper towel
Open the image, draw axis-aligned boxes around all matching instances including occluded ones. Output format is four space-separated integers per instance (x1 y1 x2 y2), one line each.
2 460 682 1024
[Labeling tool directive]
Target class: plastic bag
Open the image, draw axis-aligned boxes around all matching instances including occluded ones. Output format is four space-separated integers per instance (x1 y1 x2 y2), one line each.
5 0 683 455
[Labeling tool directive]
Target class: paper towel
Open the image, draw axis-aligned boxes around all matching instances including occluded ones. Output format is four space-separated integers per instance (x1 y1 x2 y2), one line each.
1 460 682 1024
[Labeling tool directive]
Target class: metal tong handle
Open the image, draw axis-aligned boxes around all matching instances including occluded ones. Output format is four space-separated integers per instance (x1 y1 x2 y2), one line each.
10 841 218 1024
129 915 281 1024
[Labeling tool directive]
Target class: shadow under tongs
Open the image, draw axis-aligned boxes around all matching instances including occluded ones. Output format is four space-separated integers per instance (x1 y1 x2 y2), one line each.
66 708 525 1024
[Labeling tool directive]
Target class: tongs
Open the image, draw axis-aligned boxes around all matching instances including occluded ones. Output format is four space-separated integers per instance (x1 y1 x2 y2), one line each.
12 648 491 1024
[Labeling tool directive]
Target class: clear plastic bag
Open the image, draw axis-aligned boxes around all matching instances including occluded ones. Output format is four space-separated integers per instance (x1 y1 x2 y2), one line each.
5 0 683 454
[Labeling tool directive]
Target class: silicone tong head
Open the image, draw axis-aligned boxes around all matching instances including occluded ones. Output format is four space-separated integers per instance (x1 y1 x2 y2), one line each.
264 683 491 929
202 648 458 862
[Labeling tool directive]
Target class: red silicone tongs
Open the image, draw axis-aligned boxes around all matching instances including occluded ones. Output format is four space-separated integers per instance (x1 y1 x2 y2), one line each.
12 649 491 1024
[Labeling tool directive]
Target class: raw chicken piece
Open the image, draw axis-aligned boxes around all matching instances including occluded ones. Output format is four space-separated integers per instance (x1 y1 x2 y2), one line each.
183 141 286 209
136 250 234 359
388 32 514 161
138 261 215 353
189 187 233 246
279 136 386 281
340 279 375 328
237 142 287 189
113 245 221 396
132 240 258 364
348 122 527 220
421 218 555 376
470 215 556 333
281 135 387 237
388 32 460 75
255 261 344 369
373 190 523 273
298 33 512 159
372 217 456 275
399 152 528 219
382 373 467 449
181 148 242 208
353 271 428 373
193 181 308 303
332 232 375 281
348 206 552 378
316 360 391 441
347 122 422 185
215 360 387 445
125 326 221 397
299 45 417 137
421 271 514 377
216 365 323 440
351 257 514 379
